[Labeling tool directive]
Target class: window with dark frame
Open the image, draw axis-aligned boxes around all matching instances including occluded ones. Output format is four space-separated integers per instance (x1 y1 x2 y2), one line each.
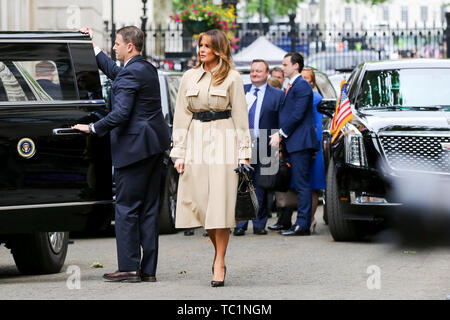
0 43 77 102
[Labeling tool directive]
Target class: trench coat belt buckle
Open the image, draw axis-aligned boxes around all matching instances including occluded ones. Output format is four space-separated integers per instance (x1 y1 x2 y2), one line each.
192 110 231 122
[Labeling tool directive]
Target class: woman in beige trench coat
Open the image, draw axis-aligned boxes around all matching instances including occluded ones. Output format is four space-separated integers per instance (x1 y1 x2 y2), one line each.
170 29 251 287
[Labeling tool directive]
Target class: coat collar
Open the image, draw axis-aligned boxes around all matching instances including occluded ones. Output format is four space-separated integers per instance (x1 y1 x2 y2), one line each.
192 60 223 83
124 55 144 68
281 74 303 104
288 73 302 87
282 74 303 104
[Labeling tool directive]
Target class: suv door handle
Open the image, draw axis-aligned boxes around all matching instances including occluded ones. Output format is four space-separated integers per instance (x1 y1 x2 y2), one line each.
52 128 82 135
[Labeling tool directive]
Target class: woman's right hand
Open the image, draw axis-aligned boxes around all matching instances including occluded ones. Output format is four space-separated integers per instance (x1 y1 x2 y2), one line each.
174 158 185 174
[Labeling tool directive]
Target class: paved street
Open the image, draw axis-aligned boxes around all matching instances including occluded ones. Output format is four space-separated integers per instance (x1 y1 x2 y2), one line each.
0 206 449 300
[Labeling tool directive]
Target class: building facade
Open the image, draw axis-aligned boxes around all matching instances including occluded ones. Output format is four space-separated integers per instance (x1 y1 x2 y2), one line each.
304 0 448 29
0 0 104 44
237 0 448 30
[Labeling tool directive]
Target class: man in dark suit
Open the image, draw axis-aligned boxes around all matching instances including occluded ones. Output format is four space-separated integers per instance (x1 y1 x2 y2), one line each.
73 26 170 282
233 59 284 236
269 52 320 236
35 61 62 100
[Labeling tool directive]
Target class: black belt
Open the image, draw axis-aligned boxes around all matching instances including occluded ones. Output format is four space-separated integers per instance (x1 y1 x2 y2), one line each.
192 110 231 122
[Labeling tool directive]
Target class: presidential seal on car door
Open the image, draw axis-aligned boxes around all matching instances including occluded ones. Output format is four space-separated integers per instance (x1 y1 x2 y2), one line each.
17 138 36 159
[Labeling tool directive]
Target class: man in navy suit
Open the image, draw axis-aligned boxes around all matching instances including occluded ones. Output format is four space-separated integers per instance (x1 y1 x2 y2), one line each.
35 61 62 100
233 59 284 236
73 26 170 282
269 52 320 236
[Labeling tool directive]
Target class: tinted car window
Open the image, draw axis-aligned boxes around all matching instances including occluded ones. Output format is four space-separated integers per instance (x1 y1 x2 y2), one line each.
358 68 450 109
166 73 181 119
0 43 77 101
69 43 103 100
315 72 337 99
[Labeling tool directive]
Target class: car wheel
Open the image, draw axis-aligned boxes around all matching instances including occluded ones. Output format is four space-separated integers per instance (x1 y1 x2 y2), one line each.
158 165 178 234
326 159 363 241
11 232 69 275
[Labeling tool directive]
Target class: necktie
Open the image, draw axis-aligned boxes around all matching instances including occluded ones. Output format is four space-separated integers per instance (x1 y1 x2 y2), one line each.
248 88 259 129
285 82 291 96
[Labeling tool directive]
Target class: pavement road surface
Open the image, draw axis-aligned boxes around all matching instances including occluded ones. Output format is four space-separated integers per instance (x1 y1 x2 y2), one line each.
0 206 449 300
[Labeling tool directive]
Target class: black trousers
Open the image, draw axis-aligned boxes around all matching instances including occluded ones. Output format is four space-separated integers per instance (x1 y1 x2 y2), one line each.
114 153 164 275
276 207 294 228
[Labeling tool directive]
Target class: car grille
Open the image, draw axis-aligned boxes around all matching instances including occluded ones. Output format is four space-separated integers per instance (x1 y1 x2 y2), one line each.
379 134 450 174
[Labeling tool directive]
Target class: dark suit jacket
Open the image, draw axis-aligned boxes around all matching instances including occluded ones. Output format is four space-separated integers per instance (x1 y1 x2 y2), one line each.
94 52 170 168
37 79 62 100
279 75 320 154
245 83 283 169
244 83 283 134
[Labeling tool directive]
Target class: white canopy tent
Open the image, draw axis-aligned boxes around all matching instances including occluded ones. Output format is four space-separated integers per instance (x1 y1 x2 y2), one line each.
233 36 287 67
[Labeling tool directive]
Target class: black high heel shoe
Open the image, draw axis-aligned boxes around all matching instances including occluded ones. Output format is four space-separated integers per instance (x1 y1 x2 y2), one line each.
211 266 226 287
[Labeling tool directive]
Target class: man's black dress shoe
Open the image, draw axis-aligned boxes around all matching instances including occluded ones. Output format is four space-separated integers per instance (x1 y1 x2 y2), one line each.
103 271 141 283
253 228 268 235
141 273 157 282
184 229 194 236
233 227 246 236
280 225 311 236
268 223 292 231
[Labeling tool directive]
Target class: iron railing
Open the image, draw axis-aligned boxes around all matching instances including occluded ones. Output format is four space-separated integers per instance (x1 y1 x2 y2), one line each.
103 19 449 74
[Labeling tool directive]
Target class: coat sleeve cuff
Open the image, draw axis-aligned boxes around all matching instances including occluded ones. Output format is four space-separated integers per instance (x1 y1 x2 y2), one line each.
169 147 186 160
279 128 288 138
238 146 251 160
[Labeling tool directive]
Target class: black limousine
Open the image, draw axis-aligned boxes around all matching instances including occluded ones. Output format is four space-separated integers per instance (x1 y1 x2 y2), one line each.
319 59 450 241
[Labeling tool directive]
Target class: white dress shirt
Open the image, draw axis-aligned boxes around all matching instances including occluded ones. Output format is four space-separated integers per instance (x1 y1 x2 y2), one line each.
247 83 267 139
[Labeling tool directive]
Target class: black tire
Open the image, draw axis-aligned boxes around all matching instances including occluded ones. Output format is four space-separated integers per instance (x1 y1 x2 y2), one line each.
158 165 179 234
11 232 69 275
326 159 363 241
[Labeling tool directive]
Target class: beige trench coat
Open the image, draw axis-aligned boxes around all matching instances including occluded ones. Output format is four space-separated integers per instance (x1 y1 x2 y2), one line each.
170 64 251 229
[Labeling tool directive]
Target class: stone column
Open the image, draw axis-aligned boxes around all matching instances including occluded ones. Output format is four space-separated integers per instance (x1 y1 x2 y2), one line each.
152 0 171 57
1 0 8 30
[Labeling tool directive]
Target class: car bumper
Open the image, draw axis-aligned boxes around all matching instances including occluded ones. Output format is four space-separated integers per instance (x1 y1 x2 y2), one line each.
336 163 450 221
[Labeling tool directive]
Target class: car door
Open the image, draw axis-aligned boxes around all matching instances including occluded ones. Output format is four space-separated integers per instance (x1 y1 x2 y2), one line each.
0 41 112 218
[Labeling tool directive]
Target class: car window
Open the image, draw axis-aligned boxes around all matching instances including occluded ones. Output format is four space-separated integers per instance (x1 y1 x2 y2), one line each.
315 72 337 99
69 43 103 100
348 67 362 102
159 74 169 122
0 62 28 101
357 68 450 109
0 43 77 102
166 73 182 120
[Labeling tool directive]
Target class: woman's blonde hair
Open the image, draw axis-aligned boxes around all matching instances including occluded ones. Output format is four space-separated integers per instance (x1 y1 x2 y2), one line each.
301 67 317 89
195 29 232 86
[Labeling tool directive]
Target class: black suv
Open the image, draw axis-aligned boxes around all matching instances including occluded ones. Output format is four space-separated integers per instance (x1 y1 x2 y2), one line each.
0 32 179 274
319 59 450 241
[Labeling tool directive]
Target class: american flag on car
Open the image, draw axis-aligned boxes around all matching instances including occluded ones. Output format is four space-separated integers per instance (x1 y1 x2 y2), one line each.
331 80 353 142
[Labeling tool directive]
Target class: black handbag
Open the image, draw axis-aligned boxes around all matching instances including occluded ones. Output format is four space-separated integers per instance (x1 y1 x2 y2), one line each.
234 165 259 221
257 156 291 192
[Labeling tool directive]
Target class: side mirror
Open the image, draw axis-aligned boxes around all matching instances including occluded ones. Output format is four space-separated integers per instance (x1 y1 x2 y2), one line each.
317 99 336 118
